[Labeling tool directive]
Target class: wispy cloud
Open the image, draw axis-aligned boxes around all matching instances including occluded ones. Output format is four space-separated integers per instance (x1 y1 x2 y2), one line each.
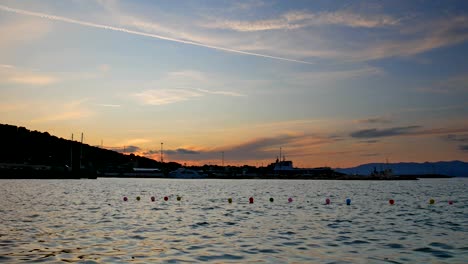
351 126 468 139
418 73 468 93
124 138 151 145
0 17 51 50
30 99 93 123
156 133 338 163
86 1 468 63
97 104 121 107
143 149 160 155
133 69 245 105
350 126 421 138
290 67 383 85
106 145 140 153
412 127 468 137
0 4 314 65
164 148 200 155
0 62 114 86
359 140 380 144
134 87 244 106
230 1 267 11
202 10 400 32
196 88 245 97
167 70 207 81
460 145 468 152
7 74 57 86
394 103 468 115
134 88 203 105
0 65 58 85
0 102 28 112
442 134 468 143
443 134 468 153
350 15 468 61
31 111 90 123
356 116 392 124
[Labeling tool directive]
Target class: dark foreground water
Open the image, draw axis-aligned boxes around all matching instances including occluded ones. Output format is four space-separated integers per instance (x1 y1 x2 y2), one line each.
0 178 467 263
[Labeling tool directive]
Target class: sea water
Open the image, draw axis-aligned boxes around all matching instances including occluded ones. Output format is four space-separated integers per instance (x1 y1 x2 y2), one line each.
0 178 467 263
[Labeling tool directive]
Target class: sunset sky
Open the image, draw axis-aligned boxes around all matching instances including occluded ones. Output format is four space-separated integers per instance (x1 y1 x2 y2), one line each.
1 0 467 168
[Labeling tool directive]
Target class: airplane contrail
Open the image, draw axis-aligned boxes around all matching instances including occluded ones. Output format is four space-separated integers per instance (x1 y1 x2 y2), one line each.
0 4 314 65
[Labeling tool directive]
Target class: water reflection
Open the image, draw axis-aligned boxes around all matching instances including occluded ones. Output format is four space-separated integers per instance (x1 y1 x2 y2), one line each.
0 178 467 263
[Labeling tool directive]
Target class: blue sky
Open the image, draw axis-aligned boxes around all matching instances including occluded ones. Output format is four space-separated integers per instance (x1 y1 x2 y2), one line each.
1 0 467 167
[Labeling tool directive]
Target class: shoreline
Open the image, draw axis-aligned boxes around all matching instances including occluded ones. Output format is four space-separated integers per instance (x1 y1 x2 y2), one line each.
1 173 457 180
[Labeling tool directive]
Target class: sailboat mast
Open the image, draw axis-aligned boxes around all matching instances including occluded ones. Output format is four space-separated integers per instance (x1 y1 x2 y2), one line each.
80 132 83 169
70 133 73 170
279 147 282 170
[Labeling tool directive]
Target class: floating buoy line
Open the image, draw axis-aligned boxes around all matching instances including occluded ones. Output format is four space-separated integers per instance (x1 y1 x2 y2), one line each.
121 196 453 205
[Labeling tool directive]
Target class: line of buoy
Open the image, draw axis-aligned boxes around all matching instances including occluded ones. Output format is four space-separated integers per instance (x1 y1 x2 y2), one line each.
122 196 452 205
346 198 351 205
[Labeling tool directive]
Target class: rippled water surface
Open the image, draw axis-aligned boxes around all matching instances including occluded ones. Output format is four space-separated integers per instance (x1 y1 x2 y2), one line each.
0 178 467 263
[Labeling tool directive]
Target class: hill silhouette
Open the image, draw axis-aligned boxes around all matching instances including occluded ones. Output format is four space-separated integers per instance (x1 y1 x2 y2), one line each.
336 161 468 177
0 123 181 177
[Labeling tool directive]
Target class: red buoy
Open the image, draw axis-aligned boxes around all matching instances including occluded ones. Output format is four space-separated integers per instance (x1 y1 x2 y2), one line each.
151 196 155 202
389 199 395 205
123 197 128 202
164 196 168 201
249 197 254 204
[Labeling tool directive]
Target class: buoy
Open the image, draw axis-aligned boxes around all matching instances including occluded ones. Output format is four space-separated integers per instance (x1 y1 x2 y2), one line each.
346 198 351 205
136 196 141 201
249 197 254 204
177 196 181 201
429 199 435 204
288 197 293 203
389 199 395 205
164 196 169 201
123 197 128 202
269 197 274 202
325 198 330 205
228 198 232 204
151 196 155 202
448 200 453 205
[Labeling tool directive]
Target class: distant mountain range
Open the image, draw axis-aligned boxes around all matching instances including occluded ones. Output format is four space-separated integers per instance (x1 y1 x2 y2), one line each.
336 161 468 177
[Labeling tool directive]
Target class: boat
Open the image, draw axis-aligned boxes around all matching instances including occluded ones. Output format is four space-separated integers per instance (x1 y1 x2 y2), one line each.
169 168 205 179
